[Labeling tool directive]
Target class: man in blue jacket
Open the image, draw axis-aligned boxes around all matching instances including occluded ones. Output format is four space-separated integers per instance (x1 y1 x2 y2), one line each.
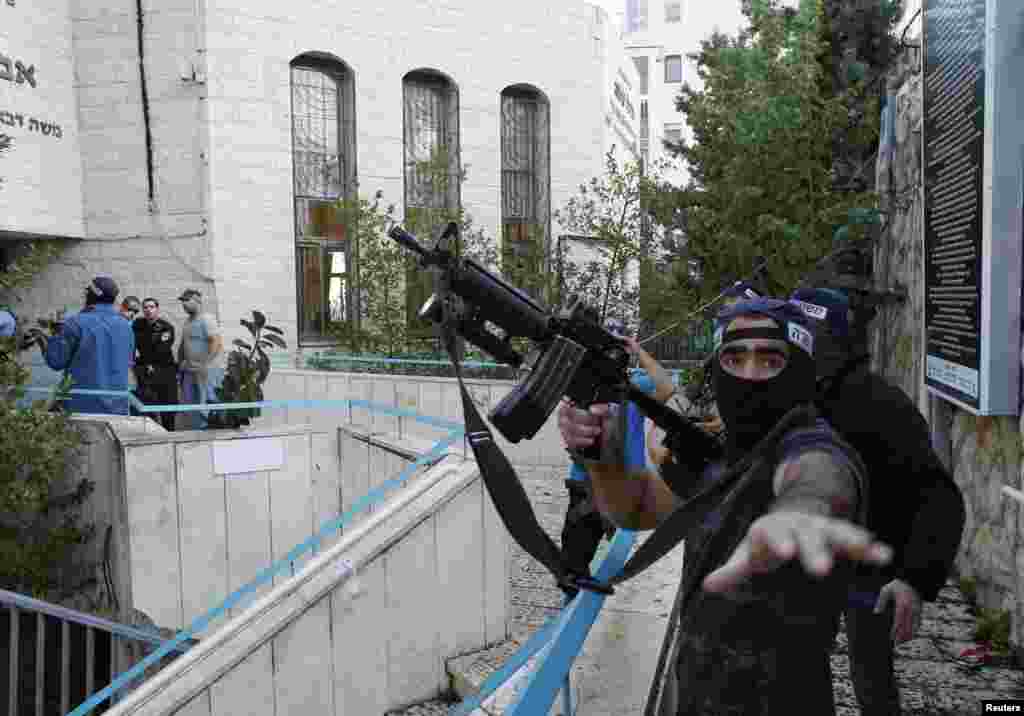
38 277 135 415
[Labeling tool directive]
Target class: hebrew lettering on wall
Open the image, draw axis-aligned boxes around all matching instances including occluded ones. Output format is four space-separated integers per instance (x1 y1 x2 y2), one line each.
0 110 63 139
0 54 37 88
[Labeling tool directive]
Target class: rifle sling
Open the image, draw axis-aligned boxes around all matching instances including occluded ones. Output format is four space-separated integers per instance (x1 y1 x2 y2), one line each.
441 314 815 598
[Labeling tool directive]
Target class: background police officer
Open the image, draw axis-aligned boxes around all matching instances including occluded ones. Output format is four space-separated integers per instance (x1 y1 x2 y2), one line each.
133 297 178 430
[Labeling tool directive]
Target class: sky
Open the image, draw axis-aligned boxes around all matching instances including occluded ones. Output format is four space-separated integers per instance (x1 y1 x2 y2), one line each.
590 0 750 49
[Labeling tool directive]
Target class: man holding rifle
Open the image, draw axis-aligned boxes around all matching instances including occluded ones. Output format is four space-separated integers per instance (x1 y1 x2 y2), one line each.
559 319 676 600
559 298 891 715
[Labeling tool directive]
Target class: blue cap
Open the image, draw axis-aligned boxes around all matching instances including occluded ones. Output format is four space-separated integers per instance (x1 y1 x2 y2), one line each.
789 287 851 341
86 276 119 303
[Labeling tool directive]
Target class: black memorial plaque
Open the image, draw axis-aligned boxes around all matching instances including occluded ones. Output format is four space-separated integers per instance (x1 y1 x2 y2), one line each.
923 0 986 409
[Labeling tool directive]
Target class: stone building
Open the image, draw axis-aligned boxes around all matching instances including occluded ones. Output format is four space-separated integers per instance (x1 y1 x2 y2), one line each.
1 0 638 352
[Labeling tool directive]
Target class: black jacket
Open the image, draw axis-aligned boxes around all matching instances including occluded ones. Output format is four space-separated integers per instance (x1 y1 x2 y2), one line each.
818 362 965 601
132 317 176 368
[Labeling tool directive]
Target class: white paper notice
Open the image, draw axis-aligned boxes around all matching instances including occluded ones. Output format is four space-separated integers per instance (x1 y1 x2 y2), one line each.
213 437 285 475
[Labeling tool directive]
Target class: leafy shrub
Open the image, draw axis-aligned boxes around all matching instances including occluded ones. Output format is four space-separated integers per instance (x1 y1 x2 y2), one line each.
209 311 287 428
0 342 92 597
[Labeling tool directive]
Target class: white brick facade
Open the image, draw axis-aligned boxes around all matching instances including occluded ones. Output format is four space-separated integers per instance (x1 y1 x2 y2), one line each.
3 0 637 355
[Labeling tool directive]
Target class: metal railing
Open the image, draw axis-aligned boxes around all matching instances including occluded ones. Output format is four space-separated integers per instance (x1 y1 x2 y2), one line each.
52 390 464 716
0 590 195 716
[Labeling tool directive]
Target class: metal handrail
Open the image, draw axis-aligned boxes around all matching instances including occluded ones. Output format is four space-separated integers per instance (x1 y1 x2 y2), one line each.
0 591 195 653
1 590 195 716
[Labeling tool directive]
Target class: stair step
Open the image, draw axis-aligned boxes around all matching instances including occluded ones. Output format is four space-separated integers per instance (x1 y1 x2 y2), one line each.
445 638 582 716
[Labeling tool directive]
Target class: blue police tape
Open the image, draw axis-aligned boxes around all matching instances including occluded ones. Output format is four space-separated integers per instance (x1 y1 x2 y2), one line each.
446 615 565 716
68 429 463 716
445 529 636 716
507 529 636 716
309 354 511 369
22 387 465 431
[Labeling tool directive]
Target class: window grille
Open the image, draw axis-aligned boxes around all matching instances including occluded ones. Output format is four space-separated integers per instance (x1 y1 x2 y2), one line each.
500 88 550 300
290 58 356 342
402 71 460 331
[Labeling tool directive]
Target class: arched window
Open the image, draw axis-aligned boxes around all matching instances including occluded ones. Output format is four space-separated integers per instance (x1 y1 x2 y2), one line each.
402 69 460 329
500 85 550 299
290 53 356 342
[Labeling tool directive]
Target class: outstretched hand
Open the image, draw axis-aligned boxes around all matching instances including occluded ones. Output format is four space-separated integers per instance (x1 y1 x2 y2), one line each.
702 511 892 594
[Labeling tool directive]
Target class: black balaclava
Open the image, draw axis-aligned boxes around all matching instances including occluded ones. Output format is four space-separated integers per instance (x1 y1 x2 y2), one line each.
711 298 817 461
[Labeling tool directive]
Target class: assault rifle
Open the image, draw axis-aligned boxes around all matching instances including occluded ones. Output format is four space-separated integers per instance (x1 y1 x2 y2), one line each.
388 222 635 444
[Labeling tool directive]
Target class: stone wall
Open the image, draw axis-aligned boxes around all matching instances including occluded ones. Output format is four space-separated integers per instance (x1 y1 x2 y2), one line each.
875 47 1024 652
7 0 620 352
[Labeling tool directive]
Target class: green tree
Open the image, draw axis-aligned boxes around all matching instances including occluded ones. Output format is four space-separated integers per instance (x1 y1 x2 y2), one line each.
663 0 881 304
554 152 664 331
0 132 93 600
402 149 498 338
328 155 499 355
329 190 408 354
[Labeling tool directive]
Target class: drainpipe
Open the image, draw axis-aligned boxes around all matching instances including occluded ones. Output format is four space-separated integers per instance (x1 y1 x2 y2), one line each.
135 0 156 205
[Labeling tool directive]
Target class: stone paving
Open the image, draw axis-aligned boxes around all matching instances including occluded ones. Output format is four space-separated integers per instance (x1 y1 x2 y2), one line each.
393 464 1024 715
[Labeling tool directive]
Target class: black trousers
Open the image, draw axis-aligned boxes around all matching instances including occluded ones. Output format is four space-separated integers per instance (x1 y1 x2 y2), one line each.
137 365 178 431
559 479 612 599
844 573 902 715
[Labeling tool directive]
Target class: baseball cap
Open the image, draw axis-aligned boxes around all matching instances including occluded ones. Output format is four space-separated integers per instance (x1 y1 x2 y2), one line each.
722 280 762 302
177 288 202 302
87 276 119 303
789 287 851 342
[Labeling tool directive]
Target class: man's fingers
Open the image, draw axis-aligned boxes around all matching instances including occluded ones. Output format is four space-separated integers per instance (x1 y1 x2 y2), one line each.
702 540 753 593
874 585 893 615
557 402 606 449
792 524 831 576
748 520 796 565
892 599 912 643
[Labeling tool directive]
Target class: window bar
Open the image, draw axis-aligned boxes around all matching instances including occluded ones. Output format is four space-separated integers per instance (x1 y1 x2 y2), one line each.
85 626 95 706
60 620 70 716
34 612 43 716
8 606 18 716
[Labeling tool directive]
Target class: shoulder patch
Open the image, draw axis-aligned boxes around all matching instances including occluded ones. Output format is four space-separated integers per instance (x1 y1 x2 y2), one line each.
787 322 814 356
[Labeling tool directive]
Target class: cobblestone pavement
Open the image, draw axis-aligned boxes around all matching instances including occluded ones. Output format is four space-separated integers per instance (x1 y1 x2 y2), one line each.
394 464 1024 715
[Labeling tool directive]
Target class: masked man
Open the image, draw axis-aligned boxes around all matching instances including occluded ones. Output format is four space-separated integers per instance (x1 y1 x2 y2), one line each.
790 287 965 715
36 277 134 415
133 297 179 431
559 298 891 715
